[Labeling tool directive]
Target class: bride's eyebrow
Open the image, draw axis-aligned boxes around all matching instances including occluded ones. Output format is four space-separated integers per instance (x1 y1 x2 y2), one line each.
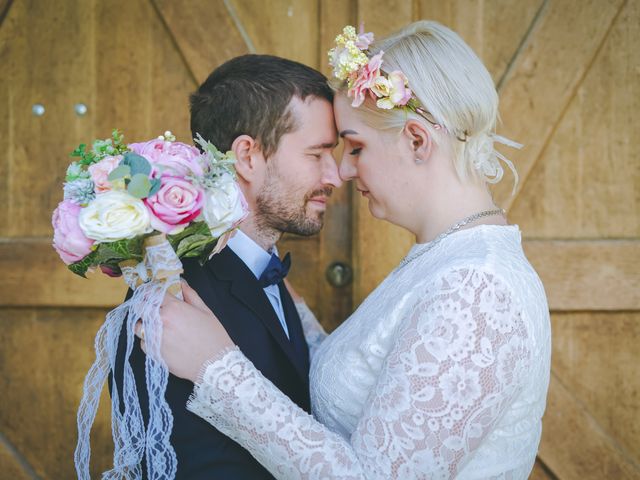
339 129 359 138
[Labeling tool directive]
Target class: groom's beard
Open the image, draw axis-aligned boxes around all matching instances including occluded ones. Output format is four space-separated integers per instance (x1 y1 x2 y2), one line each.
256 184 332 237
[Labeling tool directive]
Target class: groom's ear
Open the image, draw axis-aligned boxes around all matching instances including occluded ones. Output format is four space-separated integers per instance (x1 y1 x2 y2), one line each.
231 135 265 183
403 120 433 163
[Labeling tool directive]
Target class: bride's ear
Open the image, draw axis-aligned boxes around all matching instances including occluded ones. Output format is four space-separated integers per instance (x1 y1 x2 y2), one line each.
231 135 264 182
403 120 433 164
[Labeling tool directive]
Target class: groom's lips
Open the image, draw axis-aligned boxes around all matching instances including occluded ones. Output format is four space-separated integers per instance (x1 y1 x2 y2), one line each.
308 196 329 207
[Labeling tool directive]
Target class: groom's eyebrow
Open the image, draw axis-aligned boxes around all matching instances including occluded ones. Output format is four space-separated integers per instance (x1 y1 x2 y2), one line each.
307 140 339 149
339 129 359 138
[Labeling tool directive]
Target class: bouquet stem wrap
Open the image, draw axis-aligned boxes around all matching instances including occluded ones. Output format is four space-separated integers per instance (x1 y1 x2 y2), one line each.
74 234 183 479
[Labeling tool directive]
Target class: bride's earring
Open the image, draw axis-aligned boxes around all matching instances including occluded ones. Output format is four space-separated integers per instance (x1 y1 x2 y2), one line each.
415 157 424 165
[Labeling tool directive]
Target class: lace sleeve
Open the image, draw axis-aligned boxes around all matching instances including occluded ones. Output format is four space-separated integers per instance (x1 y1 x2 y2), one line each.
186 267 532 479
295 300 327 360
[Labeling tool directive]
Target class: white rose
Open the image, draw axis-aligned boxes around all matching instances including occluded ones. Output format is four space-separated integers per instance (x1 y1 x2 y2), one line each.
79 190 153 242
201 176 248 238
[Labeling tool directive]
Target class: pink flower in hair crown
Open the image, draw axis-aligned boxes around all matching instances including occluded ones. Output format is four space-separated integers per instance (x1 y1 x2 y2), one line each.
328 25 417 111
348 52 383 107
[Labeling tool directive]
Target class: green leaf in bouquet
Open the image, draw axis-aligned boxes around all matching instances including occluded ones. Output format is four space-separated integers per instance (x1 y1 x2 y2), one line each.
197 238 222 266
108 164 131 181
95 236 145 265
127 174 152 198
122 152 152 176
148 178 162 197
68 250 98 278
167 221 210 251
176 234 217 258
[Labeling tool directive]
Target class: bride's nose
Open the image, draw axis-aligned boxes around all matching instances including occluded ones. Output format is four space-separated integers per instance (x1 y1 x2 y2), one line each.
339 154 357 181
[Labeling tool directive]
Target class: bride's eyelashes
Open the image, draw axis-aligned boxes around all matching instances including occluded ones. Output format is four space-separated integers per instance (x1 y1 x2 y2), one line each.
349 147 362 156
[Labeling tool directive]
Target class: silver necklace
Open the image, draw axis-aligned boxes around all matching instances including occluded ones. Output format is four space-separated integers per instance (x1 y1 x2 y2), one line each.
396 208 505 271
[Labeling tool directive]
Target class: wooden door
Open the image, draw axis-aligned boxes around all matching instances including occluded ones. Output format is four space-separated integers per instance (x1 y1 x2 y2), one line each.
0 1 354 477
1 0 638 478
354 1 640 479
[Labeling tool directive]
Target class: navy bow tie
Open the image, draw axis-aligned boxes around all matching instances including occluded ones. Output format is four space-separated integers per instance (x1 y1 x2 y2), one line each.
259 252 291 288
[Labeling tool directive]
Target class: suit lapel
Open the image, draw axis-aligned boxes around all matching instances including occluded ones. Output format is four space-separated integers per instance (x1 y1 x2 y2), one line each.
207 247 308 383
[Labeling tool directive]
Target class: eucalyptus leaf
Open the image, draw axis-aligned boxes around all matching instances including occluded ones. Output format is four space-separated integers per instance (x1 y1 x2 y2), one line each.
148 178 162 197
108 164 131 181
123 152 152 176
128 174 152 198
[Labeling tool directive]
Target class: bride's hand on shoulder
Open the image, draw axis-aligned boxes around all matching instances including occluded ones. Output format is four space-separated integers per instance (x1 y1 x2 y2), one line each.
135 280 234 383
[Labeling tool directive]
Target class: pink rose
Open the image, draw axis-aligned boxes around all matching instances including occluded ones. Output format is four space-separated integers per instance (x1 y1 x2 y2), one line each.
144 176 204 234
129 139 204 178
88 155 122 193
348 51 384 107
52 200 95 265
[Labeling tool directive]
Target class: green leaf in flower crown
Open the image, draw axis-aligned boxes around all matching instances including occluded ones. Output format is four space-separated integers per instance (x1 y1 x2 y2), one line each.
176 234 217 258
127 174 152 198
108 164 131 182
123 152 152 176
68 250 98 278
167 221 210 251
148 178 162 197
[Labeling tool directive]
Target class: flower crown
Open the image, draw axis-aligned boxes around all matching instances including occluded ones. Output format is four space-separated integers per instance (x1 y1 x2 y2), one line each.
328 26 446 127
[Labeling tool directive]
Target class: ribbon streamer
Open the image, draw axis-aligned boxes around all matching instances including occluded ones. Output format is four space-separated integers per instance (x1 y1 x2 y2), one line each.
75 235 183 479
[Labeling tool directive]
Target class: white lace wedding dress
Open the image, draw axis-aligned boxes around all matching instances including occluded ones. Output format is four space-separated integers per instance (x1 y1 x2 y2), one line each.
187 225 551 479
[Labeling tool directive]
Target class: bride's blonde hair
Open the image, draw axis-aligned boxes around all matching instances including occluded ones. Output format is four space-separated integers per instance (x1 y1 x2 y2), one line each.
337 20 519 190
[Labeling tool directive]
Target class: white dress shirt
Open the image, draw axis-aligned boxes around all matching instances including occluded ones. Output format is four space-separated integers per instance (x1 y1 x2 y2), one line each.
226 229 290 339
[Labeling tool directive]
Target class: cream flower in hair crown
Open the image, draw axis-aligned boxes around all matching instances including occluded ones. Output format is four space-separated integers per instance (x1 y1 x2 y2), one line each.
328 25 416 111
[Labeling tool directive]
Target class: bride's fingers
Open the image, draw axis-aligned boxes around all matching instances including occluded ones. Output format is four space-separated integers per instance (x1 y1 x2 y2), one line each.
181 279 210 312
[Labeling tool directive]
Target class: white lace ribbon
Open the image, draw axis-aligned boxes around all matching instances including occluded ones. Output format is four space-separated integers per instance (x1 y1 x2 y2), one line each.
74 235 183 479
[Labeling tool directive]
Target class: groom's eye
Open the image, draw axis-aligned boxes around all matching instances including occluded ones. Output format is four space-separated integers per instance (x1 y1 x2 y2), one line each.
349 147 362 156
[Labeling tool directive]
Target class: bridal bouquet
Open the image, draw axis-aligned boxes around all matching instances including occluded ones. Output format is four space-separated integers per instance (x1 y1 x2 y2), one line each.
52 130 248 479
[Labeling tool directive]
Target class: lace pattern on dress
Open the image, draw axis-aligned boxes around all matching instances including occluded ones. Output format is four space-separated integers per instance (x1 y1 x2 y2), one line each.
187 267 532 479
295 301 328 361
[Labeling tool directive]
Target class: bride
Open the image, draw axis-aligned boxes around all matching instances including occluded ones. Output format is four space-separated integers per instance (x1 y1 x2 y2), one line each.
140 21 551 479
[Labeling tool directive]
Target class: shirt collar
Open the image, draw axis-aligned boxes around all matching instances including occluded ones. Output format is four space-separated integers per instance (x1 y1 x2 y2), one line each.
226 229 276 280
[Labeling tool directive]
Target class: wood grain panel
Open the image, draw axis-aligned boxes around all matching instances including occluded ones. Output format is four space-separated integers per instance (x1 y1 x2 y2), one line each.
0 0 11 236
539 372 639 479
5 0 95 237
0 241 126 307
510 0 640 239
0 308 114 479
492 0 626 209
529 459 556 480
415 0 544 83
550 312 640 466
153 0 249 84
232 0 319 65
0 437 33 480
523 240 640 311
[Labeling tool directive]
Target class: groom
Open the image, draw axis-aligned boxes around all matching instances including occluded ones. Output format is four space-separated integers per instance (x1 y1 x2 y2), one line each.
114 54 341 479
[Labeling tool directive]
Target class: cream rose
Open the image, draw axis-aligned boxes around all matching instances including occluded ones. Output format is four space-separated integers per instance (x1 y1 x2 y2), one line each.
201 176 248 238
79 190 153 242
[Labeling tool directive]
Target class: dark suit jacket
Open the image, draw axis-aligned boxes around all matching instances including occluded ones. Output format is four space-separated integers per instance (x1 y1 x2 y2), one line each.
112 246 310 479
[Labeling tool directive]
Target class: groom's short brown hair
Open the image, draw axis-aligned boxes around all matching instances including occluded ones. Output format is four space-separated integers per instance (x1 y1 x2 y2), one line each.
190 54 333 158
